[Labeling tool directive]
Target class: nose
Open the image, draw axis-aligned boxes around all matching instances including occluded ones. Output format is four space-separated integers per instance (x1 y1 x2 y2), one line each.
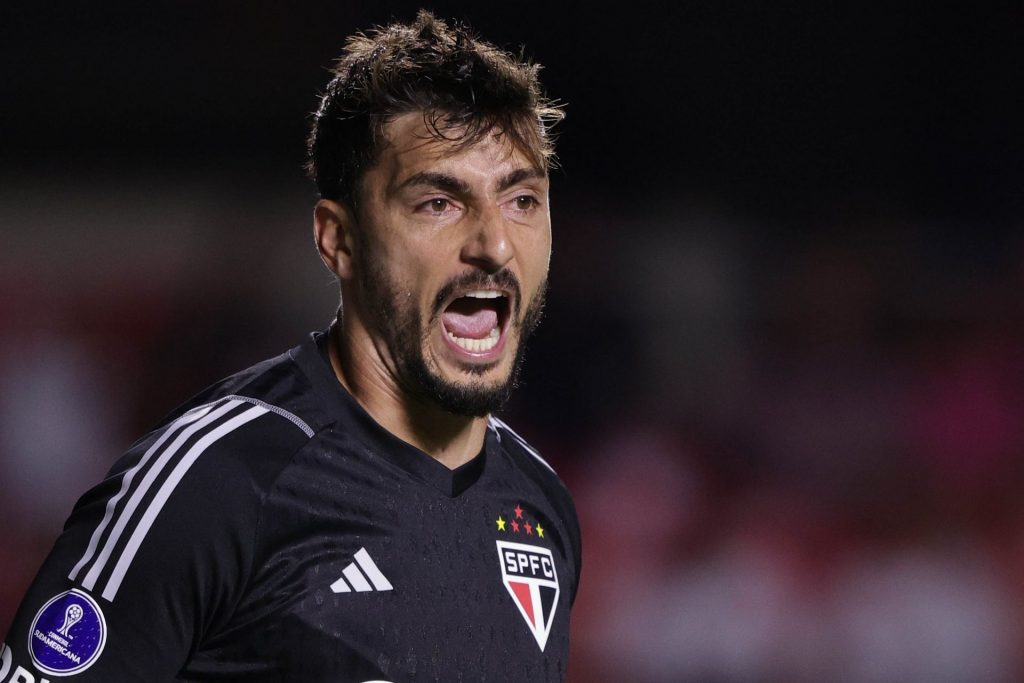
460 206 513 273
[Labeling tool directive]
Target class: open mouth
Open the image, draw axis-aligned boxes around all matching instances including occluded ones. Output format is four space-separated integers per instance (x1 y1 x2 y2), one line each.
440 290 512 355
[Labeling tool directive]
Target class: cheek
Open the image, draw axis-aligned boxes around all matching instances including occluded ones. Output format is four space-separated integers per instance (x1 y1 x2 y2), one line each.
385 245 452 315
520 229 552 284
367 230 426 285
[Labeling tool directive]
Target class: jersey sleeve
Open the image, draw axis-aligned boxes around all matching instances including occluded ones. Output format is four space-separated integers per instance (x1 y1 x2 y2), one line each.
1 397 308 682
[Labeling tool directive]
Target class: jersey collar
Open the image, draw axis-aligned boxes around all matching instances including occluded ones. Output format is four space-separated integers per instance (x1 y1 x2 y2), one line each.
291 329 488 497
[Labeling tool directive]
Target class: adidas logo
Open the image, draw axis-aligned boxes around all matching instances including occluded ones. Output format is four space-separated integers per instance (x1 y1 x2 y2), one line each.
330 547 393 593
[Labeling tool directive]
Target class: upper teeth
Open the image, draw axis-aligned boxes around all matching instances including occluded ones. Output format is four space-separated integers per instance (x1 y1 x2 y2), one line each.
464 290 503 299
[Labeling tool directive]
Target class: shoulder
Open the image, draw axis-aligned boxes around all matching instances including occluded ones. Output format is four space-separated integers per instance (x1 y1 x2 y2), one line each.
489 416 560 477
0 340 336 678
95 331 350 543
488 417 579 535
102 338 341 528
53 372 327 624
121 393 315 493
489 416 583 601
81 342 336 585
109 344 331 502
153 340 334 439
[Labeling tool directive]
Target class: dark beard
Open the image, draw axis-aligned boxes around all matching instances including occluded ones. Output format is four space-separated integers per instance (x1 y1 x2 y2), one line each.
358 260 546 417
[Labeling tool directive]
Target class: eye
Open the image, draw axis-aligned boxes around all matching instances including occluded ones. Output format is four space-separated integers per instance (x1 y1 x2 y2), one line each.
417 197 455 215
510 195 539 211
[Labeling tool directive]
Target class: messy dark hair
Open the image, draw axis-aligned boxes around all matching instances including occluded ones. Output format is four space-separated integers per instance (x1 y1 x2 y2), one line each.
306 10 564 205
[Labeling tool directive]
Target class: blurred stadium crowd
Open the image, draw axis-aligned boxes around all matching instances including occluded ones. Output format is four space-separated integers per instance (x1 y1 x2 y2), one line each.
2 171 1022 682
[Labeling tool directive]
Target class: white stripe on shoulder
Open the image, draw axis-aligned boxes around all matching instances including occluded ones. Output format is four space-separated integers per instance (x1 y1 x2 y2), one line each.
102 404 268 600
70 393 311 593
68 401 218 583
223 394 314 437
80 399 243 592
488 416 557 475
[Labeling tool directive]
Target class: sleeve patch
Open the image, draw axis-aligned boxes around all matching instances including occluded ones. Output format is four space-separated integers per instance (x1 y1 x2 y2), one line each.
28 589 107 676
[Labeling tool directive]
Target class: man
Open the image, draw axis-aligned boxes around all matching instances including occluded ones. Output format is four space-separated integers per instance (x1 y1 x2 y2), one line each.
1 11 580 682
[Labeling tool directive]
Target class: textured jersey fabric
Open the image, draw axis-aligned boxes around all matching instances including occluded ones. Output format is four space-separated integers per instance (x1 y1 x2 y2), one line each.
2 330 581 682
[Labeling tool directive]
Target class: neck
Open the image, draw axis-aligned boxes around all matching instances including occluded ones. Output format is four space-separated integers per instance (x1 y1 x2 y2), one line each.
327 320 488 470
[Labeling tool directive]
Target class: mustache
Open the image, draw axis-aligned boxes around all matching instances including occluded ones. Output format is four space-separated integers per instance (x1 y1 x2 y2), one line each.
432 269 522 318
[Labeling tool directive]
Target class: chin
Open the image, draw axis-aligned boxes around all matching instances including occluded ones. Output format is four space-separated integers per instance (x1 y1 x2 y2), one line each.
415 355 519 418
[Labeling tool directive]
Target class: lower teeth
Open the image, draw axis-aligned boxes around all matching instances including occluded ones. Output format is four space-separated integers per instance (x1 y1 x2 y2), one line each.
448 327 500 353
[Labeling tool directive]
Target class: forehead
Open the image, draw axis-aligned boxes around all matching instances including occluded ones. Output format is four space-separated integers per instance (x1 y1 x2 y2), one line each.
369 112 545 190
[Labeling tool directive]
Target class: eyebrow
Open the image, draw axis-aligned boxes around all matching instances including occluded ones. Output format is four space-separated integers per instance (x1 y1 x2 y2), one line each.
397 171 470 195
495 167 546 192
396 167 546 196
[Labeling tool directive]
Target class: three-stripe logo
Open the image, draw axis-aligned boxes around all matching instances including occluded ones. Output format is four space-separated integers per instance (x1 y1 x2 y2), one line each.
330 548 393 593
66 395 312 602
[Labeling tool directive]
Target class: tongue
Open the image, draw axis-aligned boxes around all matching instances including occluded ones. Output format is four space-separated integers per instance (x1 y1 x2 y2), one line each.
442 308 498 339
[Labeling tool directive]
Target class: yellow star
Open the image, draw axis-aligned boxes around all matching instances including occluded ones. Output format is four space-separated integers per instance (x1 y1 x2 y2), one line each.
536 524 545 538
496 515 506 532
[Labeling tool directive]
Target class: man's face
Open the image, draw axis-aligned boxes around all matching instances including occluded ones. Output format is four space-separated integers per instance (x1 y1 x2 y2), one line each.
350 113 552 416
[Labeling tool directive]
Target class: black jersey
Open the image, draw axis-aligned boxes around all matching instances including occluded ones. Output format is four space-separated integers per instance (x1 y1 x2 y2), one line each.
2 330 581 682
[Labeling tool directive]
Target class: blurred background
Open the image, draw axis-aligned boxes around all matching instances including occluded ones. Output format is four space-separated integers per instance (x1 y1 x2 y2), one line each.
2 2 1023 681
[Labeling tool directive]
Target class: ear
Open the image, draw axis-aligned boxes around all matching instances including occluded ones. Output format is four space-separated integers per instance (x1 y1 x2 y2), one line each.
314 199 357 281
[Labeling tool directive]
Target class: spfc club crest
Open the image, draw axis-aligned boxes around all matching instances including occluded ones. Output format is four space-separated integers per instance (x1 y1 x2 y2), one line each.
495 540 560 650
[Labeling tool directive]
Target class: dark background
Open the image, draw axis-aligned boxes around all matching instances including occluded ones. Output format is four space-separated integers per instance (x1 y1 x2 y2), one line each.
3 3 1023 681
